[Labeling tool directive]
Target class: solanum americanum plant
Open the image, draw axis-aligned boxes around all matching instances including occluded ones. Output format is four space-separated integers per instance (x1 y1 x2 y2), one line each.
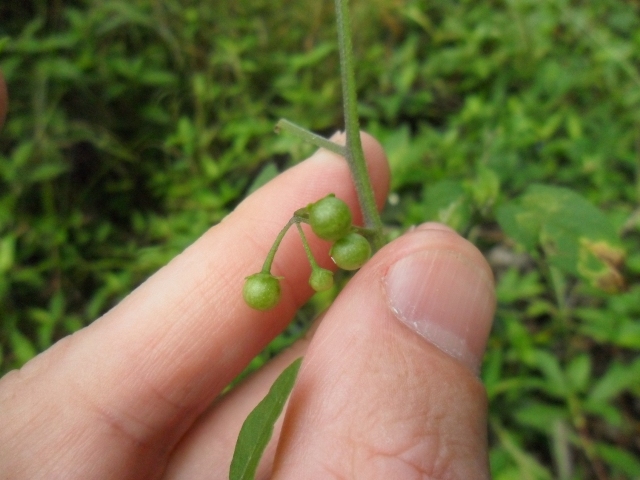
232 0 386 478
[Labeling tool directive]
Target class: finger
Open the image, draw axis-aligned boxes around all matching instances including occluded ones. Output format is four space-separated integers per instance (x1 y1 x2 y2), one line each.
273 224 496 479
0 132 389 479
0 71 7 129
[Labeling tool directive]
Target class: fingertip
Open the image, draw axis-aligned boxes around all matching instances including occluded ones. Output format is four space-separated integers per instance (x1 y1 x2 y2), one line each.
272 227 494 478
309 225 496 373
382 229 496 372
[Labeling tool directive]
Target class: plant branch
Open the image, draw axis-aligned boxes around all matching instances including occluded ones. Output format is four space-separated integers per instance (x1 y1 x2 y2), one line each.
295 222 320 268
276 119 347 157
335 0 384 249
261 217 298 274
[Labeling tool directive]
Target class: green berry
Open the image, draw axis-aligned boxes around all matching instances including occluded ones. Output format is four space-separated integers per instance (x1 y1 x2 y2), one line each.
243 273 281 311
330 233 371 271
309 267 334 292
308 195 352 241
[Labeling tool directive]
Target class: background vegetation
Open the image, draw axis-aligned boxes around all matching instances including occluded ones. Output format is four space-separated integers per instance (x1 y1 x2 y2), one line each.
1 0 639 478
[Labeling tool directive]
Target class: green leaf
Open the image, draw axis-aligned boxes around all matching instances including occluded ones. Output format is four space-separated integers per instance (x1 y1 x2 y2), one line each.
530 350 568 399
588 358 640 403
496 184 625 292
10 330 37 366
576 307 640 349
595 442 640 477
513 401 567 435
565 354 591 393
0 235 16 273
496 268 544 305
246 163 279 195
28 162 70 183
491 419 553 480
421 179 472 231
583 399 624 428
0 36 9 54
229 357 302 480
469 166 500 212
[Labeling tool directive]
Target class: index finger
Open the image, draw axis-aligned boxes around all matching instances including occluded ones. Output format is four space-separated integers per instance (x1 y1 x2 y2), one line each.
0 132 389 477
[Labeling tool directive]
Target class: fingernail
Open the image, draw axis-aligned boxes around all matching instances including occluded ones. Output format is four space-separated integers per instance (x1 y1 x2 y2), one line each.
414 222 456 233
385 248 495 372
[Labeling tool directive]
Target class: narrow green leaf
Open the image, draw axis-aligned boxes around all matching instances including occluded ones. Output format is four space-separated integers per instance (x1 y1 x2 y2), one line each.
246 162 279 195
229 357 302 480
10 330 37 366
491 419 553 480
588 357 640 402
531 350 568 399
513 401 568 435
565 354 591 393
595 442 640 477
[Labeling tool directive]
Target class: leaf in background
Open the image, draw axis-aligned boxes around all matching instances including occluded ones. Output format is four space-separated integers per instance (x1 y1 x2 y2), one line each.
490 419 554 480
0 235 16 273
594 442 640 478
513 401 567 435
468 166 501 213
229 357 302 480
587 357 640 403
421 179 472 231
246 162 279 195
496 184 625 292
373 123 432 190
565 353 591 394
530 350 569 399
10 330 37 366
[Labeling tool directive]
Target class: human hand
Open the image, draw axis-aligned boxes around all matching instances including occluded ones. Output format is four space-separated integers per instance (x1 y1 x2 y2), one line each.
0 131 495 479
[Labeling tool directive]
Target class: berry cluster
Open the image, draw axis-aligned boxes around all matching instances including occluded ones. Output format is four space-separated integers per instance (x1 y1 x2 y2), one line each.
243 195 372 311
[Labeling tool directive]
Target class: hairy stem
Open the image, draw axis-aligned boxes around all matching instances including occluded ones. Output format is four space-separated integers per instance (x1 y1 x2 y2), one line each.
276 119 347 157
261 217 298 274
295 222 320 268
335 0 384 249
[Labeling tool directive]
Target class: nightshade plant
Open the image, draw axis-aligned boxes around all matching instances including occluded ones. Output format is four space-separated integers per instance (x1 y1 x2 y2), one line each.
232 0 383 477
241 2 385 313
3 1 636 478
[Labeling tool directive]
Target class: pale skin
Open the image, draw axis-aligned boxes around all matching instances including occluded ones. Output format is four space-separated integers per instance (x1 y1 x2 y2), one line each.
0 74 496 479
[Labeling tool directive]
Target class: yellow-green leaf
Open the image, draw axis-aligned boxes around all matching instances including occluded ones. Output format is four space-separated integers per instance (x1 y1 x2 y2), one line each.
229 357 302 480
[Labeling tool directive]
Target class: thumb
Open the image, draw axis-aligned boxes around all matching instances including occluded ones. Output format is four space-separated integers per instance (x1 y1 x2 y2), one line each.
272 224 496 479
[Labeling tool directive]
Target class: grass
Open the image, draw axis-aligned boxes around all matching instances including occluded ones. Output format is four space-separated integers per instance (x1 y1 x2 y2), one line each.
1 0 639 478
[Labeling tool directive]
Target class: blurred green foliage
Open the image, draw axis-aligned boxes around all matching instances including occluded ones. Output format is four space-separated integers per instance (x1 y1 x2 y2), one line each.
1 0 639 478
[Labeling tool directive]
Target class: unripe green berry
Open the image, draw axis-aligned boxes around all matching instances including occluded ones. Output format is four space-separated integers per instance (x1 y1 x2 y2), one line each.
243 273 281 311
330 233 371 271
308 195 352 241
309 267 334 292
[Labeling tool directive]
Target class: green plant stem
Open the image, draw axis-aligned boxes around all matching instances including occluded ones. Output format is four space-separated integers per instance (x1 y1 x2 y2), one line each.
295 223 320 268
335 0 384 250
276 119 347 157
261 217 298 274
